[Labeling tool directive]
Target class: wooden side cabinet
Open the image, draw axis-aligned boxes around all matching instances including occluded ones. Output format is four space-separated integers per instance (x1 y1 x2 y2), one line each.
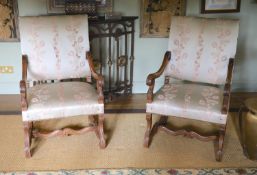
89 16 138 101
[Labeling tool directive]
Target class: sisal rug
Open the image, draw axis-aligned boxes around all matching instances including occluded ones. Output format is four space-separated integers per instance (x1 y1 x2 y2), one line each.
0 113 256 172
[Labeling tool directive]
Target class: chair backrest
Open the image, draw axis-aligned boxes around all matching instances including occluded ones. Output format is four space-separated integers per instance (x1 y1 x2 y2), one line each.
19 15 91 81
164 16 239 85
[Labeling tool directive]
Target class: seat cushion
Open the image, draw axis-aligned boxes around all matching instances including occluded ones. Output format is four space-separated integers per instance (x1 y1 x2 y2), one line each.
146 82 227 124
22 82 103 122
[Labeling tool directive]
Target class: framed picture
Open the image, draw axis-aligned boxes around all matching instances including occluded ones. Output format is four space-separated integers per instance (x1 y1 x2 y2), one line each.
201 0 241 13
140 0 186 38
47 0 113 15
47 0 65 14
0 0 19 42
96 0 113 15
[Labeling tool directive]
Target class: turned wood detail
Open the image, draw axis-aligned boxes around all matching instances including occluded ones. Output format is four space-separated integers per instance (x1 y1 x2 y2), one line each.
98 114 106 149
32 126 97 139
222 58 234 114
20 55 28 111
159 126 217 142
215 125 226 162
144 113 152 148
23 122 33 158
86 52 104 104
146 51 171 103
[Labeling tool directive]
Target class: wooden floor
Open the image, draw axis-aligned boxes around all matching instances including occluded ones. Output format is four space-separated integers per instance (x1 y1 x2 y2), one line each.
0 92 256 114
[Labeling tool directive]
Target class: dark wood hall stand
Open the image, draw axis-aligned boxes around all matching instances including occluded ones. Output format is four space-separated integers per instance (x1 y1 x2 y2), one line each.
89 16 138 101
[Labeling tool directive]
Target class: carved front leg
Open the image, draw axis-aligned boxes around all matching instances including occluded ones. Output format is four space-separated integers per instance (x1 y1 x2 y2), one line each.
144 113 152 148
98 114 106 149
215 125 226 162
23 121 33 158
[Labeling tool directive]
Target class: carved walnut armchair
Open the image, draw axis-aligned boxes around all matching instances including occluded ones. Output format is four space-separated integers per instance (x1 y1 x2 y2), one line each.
144 16 239 161
19 15 106 158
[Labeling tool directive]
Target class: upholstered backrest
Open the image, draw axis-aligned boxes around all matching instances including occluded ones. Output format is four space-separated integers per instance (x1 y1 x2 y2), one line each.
164 16 239 85
19 15 91 81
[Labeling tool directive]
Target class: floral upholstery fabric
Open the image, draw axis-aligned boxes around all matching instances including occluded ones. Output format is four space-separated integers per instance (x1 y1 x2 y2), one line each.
19 15 91 81
165 16 239 85
146 82 227 124
22 82 103 122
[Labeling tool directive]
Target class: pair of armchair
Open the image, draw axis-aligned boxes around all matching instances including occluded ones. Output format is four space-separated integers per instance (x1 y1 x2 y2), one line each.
19 15 239 161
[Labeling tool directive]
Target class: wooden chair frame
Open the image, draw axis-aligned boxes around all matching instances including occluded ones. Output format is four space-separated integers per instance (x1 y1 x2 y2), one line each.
144 51 234 161
20 51 106 158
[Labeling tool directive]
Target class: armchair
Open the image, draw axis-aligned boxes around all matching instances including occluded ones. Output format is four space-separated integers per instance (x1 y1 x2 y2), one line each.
144 16 239 161
19 15 106 158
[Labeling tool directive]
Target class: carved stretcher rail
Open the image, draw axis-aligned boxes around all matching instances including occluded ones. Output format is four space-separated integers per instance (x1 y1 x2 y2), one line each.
32 126 97 139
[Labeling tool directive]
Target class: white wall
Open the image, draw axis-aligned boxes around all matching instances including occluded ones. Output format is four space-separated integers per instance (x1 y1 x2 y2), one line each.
1 0 257 94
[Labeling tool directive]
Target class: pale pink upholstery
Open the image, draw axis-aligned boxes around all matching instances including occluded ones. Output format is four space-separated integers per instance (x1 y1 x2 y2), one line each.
165 16 239 85
147 82 226 124
19 15 91 81
22 82 103 122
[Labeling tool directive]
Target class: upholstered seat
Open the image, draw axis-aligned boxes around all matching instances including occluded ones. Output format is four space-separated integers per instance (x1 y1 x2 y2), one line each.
22 82 104 122
146 82 226 124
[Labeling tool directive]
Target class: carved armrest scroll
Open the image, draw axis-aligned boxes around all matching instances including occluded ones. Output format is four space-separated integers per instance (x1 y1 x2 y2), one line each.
146 51 171 103
86 52 104 104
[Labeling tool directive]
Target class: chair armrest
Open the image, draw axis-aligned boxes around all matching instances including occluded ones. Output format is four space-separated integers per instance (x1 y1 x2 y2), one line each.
86 51 104 104
20 55 28 111
146 51 171 103
221 58 234 114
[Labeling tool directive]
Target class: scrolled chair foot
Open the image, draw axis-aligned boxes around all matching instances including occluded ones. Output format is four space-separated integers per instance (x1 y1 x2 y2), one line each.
99 138 106 149
144 133 150 148
215 150 223 162
24 148 32 158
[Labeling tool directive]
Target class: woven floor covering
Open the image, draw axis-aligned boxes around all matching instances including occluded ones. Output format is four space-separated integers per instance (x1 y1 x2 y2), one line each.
0 168 257 175
0 113 256 172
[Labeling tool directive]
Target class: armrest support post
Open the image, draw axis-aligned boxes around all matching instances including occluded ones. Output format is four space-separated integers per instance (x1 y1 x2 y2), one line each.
222 58 234 114
86 52 104 104
20 55 28 111
146 51 171 103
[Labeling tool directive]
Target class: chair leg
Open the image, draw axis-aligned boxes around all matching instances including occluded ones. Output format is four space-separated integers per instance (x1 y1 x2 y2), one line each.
23 121 33 158
98 114 106 149
215 126 226 162
88 115 98 126
144 113 152 148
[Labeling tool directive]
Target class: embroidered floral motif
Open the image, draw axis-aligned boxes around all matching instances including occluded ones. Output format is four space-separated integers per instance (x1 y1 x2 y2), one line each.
157 84 181 101
66 17 86 78
164 17 238 85
193 19 206 80
168 17 190 78
51 17 62 79
20 15 91 81
209 20 234 84
27 19 46 80
199 87 220 110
